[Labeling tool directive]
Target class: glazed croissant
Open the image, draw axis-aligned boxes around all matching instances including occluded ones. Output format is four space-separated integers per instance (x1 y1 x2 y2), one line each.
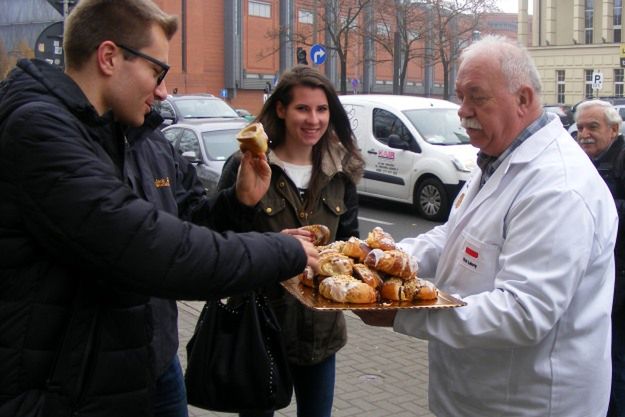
366 226 396 251
301 224 331 246
364 249 417 279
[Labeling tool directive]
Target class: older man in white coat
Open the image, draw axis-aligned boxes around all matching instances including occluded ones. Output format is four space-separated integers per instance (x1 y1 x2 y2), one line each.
356 35 617 417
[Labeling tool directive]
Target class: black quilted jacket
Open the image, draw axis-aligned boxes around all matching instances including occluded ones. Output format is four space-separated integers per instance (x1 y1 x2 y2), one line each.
593 135 625 314
0 59 306 417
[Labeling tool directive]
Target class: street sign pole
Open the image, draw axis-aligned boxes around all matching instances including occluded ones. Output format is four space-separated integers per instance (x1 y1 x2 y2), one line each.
46 0 77 16
592 70 603 96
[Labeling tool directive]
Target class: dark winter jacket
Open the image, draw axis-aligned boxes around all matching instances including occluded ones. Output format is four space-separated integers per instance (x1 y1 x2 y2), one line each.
219 141 362 365
0 59 307 417
125 115 247 378
592 135 625 315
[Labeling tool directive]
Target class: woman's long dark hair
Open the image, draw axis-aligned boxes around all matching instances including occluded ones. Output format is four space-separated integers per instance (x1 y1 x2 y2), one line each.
255 65 364 210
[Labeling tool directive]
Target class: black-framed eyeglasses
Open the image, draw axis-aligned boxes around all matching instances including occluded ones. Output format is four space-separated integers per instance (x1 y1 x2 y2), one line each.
117 44 169 86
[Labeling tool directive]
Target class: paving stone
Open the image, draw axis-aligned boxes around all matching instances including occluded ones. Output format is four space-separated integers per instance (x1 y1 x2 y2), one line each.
178 302 434 417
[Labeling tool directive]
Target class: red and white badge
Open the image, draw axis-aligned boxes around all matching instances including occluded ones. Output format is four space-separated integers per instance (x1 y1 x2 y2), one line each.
459 242 481 272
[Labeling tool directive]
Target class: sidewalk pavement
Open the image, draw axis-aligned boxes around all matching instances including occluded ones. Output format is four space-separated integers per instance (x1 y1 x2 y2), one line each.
177 301 435 417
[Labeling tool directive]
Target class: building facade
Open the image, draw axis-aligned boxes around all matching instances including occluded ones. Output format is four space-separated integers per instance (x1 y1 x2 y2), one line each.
153 0 519 113
522 0 624 106
0 1 521 114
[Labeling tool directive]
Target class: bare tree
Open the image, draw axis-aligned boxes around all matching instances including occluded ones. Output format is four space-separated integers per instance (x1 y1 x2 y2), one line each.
259 0 372 94
319 0 373 94
369 0 497 98
428 0 497 99
368 0 425 95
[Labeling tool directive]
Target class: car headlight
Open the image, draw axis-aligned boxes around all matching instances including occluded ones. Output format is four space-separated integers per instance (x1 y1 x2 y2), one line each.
451 156 477 173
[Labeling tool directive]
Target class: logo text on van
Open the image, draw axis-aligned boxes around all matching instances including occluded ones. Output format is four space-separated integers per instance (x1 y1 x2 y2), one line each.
378 150 395 160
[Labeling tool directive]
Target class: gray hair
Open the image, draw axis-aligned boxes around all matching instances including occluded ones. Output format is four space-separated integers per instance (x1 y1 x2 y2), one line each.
575 99 623 127
459 34 542 95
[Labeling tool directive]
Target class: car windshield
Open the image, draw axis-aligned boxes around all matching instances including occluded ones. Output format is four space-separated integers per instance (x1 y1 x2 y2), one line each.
403 108 469 145
176 98 240 119
201 129 241 160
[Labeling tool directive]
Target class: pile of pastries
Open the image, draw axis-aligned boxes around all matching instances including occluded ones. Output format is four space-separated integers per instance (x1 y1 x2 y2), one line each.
299 226 438 304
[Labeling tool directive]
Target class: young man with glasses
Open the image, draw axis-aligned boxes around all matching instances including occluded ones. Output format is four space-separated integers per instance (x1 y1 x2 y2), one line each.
0 1 318 416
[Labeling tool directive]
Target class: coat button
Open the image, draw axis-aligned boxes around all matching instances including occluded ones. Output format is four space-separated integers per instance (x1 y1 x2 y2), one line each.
266 207 273 214
336 206 341 212
299 212 306 219
279 181 286 188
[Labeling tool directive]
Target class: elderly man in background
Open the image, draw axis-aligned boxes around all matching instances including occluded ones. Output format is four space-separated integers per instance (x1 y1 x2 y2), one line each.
356 35 617 417
576 99 625 417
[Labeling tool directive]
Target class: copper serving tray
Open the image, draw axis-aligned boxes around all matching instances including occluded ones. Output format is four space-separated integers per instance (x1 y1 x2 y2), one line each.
281 277 466 311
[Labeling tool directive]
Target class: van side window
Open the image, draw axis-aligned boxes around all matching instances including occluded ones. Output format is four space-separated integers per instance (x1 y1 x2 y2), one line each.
372 108 416 150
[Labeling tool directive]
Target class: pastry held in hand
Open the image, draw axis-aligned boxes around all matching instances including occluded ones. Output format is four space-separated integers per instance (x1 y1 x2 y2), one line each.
301 224 331 246
236 122 268 154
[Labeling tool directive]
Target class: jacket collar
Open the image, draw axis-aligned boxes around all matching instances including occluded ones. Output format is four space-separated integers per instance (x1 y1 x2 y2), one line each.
123 110 164 145
454 115 566 221
594 135 625 166
0 59 109 127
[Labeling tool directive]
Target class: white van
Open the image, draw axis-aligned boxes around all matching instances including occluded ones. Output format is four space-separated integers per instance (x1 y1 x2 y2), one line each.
339 95 478 221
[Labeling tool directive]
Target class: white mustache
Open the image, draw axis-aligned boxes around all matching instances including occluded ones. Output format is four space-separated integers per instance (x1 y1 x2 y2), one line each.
578 139 595 145
461 118 482 130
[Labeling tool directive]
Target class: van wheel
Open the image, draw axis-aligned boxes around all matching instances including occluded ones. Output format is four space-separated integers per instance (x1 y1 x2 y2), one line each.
414 178 450 221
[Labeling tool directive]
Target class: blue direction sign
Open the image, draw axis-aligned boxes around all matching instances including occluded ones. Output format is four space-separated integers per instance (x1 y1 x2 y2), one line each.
310 44 327 65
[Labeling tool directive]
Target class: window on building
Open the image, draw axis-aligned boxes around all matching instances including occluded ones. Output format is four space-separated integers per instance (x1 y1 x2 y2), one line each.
340 15 357 30
585 0 593 44
377 23 391 37
299 9 313 24
616 0 623 42
249 1 271 18
616 69 624 97
585 69 595 98
556 70 566 104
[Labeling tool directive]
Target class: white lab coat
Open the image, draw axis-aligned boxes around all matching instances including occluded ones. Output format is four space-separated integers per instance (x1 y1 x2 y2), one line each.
395 116 618 417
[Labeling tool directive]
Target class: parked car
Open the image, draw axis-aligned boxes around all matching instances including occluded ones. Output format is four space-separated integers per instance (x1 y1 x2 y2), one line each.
339 95 478 221
154 94 245 128
162 121 248 195
543 104 574 130
235 108 256 122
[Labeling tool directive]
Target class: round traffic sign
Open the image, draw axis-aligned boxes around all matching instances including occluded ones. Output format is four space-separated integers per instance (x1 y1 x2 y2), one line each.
310 44 327 65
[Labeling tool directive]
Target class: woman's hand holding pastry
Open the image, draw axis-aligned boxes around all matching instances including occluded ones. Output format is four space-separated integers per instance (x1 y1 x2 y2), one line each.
235 151 271 206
